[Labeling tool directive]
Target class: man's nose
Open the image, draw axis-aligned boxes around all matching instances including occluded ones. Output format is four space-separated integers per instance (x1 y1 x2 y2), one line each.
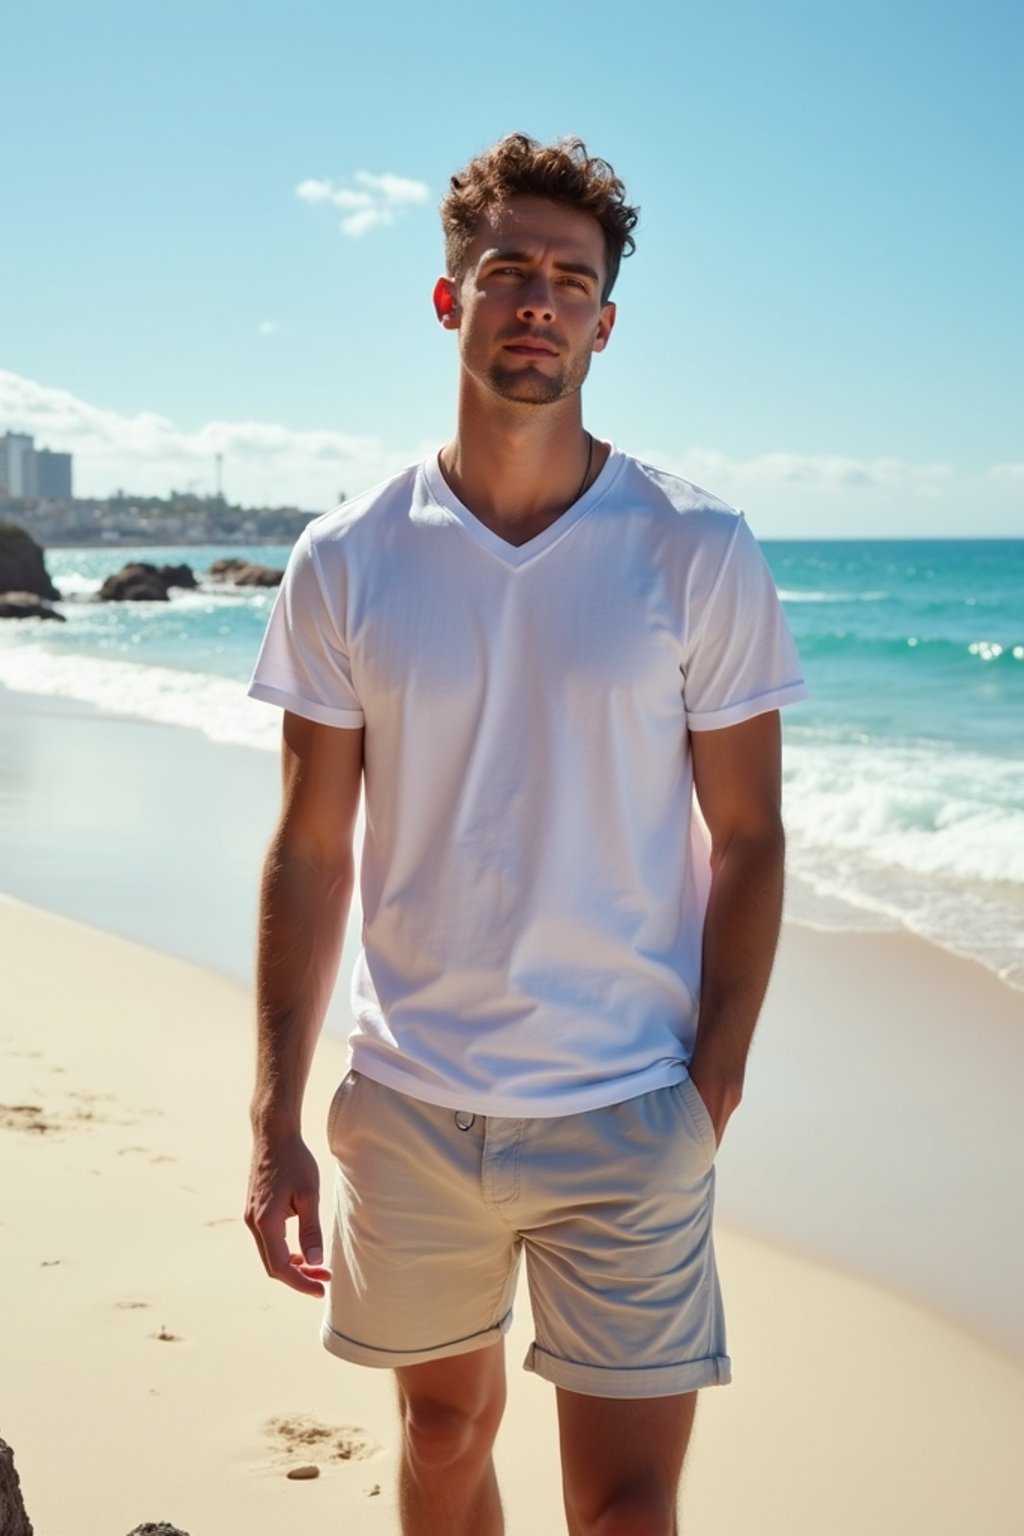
516 277 556 323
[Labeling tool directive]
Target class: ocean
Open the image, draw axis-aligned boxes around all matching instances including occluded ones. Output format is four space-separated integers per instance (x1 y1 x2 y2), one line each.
1 536 1022 989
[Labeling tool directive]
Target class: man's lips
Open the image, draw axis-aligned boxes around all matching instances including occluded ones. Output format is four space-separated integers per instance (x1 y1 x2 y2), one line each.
501 335 559 356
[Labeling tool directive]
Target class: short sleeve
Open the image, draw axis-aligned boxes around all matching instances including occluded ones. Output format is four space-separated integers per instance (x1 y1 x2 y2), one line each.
247 527 364 727
681 515 808 731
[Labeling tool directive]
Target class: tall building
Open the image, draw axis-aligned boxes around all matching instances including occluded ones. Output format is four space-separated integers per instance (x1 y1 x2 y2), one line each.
0 432 37 497
0 431 74 500
36 449 73 500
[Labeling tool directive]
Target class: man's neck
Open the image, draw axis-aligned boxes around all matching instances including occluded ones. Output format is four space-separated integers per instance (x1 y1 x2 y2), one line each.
439 394 606 548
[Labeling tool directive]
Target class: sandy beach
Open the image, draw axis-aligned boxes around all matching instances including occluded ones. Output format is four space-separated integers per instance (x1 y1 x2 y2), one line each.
2 685 1023 1534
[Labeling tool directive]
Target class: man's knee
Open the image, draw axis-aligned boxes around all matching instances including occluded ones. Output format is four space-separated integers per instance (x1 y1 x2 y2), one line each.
566 1482 677 1536
400 1397 493 1471
398 1354 506 1473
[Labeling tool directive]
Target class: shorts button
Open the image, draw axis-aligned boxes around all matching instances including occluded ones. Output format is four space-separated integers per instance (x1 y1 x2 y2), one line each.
454 1110 475 1131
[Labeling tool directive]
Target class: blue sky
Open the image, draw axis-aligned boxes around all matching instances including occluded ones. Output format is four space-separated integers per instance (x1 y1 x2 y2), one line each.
2 0 1021 535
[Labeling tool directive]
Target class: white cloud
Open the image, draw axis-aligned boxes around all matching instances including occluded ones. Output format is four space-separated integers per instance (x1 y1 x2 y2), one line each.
353 171 430 205
0 370 415 509
341 206 396 238
296 169 430 239
629 448 1024 535
4 366 1018 535
655 449 954 496
296 179 374 210
295 178 342 205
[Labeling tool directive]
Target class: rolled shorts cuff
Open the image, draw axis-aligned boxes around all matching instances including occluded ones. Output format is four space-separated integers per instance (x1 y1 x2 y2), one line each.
524 1342 732 1399
320 1309 513 1370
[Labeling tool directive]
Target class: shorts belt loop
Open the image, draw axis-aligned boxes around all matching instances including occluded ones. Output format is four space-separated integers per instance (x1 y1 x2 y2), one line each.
454 1110 476 1131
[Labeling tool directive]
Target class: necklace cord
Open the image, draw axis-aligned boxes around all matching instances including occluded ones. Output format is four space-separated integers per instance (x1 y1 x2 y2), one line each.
574 432 594 504
440 432 594 512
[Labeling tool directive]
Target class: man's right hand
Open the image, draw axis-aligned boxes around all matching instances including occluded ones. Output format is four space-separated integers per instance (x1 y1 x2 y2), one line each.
244 1130 332 1297
247 716 361 1298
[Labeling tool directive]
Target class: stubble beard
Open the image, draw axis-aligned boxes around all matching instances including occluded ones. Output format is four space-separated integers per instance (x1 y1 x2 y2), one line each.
485 348 593 406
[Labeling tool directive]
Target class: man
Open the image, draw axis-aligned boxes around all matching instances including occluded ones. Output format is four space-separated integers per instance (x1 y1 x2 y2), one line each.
246 133 807 1535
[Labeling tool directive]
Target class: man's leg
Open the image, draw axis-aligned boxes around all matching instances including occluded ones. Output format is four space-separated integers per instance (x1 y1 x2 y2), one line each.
557 1389 697 1536
395 1343 508 1536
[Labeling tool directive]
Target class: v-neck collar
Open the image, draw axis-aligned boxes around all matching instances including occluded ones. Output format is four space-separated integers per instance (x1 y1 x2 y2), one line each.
421 445 624 570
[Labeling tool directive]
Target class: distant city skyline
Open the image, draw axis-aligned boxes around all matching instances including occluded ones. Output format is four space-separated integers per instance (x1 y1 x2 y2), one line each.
0 429 73 501
3 372 1021 540
2 1 1021 537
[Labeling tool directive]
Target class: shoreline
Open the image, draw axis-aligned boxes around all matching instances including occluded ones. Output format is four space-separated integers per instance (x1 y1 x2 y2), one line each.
4 658 1022 990
17 532 1024 549
2 894 1022 1535
2 674 1020 991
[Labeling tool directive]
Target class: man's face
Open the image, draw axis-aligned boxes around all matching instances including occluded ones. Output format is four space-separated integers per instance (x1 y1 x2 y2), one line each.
436 195 616 407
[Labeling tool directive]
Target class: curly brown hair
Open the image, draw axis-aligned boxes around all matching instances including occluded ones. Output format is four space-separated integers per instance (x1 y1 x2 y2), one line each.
440 133 639 302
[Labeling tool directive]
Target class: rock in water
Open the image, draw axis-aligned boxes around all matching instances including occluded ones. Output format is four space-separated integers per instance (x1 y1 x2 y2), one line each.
0 522 60 601
0 592 65 621
157 563 197 590
0 1435 34 1536
97 563 171 602
96 561 197 602
207 557 283 587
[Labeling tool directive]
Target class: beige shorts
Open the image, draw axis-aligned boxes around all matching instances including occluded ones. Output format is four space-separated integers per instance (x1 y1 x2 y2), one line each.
322 1071 731 1399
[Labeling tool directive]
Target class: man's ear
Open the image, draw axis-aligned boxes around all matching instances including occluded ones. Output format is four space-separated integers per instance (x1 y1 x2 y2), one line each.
433 276 459 327
592 301 616 353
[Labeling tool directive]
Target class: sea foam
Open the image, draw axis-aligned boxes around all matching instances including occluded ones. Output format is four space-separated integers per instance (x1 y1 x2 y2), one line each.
784 738 1024 988
0 644 278 752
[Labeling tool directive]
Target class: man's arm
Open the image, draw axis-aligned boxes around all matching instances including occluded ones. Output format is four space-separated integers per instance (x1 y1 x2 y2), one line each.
687 709 785 1145
244 710 363 1297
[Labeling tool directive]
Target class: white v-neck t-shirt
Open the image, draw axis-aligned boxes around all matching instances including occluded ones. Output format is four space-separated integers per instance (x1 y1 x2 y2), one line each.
249 447 807 1116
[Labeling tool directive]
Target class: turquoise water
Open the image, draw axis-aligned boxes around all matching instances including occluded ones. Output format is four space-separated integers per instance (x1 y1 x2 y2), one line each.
769 539 1023 983
1 537 1022 985
775 539 1023 750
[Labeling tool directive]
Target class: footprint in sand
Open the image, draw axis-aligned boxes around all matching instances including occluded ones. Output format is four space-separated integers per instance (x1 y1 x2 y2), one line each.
115 1300 150 1311
67 1090 136 1128
117 1146 177 1164
0 1104 53 1134
264 1414 380 1476
0 1095 133 1136
150 1324 182 1342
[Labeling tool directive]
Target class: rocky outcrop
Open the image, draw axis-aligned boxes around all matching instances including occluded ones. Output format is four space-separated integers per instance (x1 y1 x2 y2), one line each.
96 562 197 602
157 563 197 591
0 592 66 621
0 1435 33 1535
98 564 170 602
0 523 60 602
207 557 283 588
2 1432 194 1534
126 1525 192 1535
